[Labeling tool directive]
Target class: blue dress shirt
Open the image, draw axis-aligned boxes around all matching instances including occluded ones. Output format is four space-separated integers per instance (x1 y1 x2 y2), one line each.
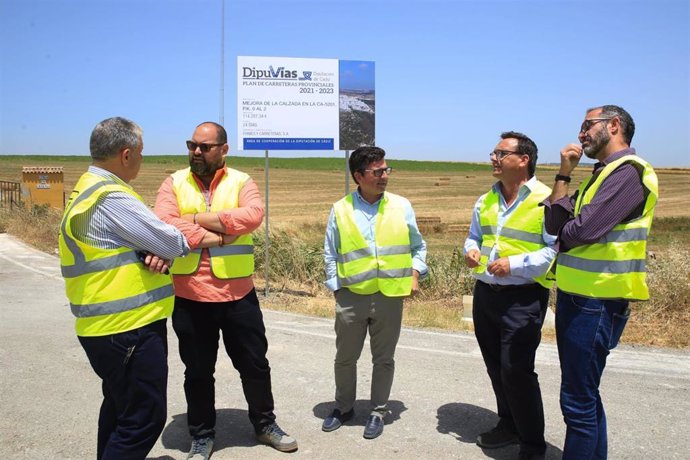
463 177 557 286
324 189 428 292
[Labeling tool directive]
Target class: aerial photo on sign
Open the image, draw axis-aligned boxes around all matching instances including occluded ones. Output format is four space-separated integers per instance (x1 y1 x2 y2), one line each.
339 60 375 150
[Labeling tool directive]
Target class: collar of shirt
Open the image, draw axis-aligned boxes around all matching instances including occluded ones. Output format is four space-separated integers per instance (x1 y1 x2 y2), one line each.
87 165 132 189
353 188 383 215
190 164 227 192
592 147 636 172
491 176 539 209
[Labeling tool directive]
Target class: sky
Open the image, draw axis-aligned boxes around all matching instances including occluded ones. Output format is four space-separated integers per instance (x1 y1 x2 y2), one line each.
1 0 689 167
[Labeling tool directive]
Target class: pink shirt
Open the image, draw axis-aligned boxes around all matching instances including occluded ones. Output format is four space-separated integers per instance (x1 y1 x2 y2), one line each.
155 167 264 302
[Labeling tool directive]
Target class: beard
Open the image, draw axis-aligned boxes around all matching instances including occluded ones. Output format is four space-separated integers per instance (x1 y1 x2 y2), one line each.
583 128 610 159
189 157 224 176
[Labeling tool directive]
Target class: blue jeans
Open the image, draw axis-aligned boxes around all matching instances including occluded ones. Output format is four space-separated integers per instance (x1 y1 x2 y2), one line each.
555 290 630 460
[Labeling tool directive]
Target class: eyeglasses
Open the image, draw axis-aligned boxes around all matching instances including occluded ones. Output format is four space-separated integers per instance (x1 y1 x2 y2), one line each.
489 150 519 160
579 118 612 134
363 167 393 177
186 140 224 153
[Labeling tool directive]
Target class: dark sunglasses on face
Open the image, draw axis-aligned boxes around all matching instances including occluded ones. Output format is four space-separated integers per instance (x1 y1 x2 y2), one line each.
186 140 224 153
579 118 612 134
363 167 393 177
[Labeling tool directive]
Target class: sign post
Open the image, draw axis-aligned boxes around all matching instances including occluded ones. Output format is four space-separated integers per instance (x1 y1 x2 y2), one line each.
264 149 269 296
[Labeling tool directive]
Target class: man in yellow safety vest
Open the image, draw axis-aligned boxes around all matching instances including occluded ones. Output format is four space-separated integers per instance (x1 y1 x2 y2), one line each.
544 105 658 459
154 122 297 459
464 131 557 460
59 117 189 459
322 146 427 440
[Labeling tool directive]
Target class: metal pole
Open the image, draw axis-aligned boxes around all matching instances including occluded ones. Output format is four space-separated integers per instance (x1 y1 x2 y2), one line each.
345 150 350 195
264 149 269 297
219 0 225 124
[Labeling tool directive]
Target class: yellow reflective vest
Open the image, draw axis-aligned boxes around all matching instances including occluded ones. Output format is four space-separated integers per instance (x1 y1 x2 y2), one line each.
334 192 413 297
58 171 174 337
474 180 555 289
556 155 658 300
169 167 254 279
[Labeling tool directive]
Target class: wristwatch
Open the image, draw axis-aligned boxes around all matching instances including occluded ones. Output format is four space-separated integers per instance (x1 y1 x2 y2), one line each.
555 174 572 183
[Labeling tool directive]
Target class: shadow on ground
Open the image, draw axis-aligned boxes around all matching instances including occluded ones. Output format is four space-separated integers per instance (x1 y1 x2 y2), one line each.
436 402 563 459
161 409 259 455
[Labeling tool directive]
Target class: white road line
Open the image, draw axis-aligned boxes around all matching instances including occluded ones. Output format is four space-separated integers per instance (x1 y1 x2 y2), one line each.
0 251 62 281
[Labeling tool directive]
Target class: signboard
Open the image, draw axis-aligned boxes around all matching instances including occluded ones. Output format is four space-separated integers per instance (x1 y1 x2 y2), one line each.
238 56 375 151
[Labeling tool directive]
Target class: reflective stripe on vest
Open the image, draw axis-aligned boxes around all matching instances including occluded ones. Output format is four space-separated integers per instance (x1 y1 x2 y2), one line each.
58 171 174 337
169 167 255 279
556 155 658 300
334 192 413 297
71 284 174 317
474 180 554 289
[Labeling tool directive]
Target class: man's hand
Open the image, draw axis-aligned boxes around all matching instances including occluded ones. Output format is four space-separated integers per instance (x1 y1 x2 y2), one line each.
410 270 421 296
464 249 481 268
487 257 511 277
139 252 171 275
559 143 583 176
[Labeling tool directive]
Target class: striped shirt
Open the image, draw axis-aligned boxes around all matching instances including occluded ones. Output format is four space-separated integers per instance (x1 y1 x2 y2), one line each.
543 148 646 252
69 166 189 259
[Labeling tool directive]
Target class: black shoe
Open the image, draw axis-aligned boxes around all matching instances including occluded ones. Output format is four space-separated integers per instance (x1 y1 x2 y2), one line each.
476 424 519 449
322 408 354 432
363 414 384 439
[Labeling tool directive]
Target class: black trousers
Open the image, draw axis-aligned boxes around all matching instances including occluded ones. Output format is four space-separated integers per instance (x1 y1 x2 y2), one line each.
172 289 275 439
78 318 168 460
473 280 549 455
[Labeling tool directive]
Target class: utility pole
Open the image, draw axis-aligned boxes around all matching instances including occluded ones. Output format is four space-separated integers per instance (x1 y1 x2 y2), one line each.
219 0 225 125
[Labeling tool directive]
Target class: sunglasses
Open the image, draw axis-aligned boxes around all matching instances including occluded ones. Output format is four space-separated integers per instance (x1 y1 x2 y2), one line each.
186 140 224 153
579 118 612 134
363 167 393 177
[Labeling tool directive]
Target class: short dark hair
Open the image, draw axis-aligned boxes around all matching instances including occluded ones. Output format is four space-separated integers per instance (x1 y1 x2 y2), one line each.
196 121 228 144
590 105 635 145
500 131 538 177
349 146 385 184
89 117 143 161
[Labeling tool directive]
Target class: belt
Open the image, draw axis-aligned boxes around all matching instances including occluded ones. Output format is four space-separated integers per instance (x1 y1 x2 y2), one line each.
479 280 539 292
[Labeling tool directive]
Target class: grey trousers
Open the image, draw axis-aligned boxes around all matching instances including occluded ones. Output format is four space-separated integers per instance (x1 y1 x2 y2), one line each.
333 288 404 415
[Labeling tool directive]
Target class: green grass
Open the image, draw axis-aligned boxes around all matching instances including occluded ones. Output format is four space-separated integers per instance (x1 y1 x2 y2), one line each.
649 216 690 246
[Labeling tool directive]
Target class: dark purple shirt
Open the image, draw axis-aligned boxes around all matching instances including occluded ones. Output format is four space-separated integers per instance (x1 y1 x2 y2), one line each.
543 148 646 252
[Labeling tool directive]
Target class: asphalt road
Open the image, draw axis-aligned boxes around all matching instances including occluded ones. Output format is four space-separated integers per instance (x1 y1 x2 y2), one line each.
1 233 689 459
